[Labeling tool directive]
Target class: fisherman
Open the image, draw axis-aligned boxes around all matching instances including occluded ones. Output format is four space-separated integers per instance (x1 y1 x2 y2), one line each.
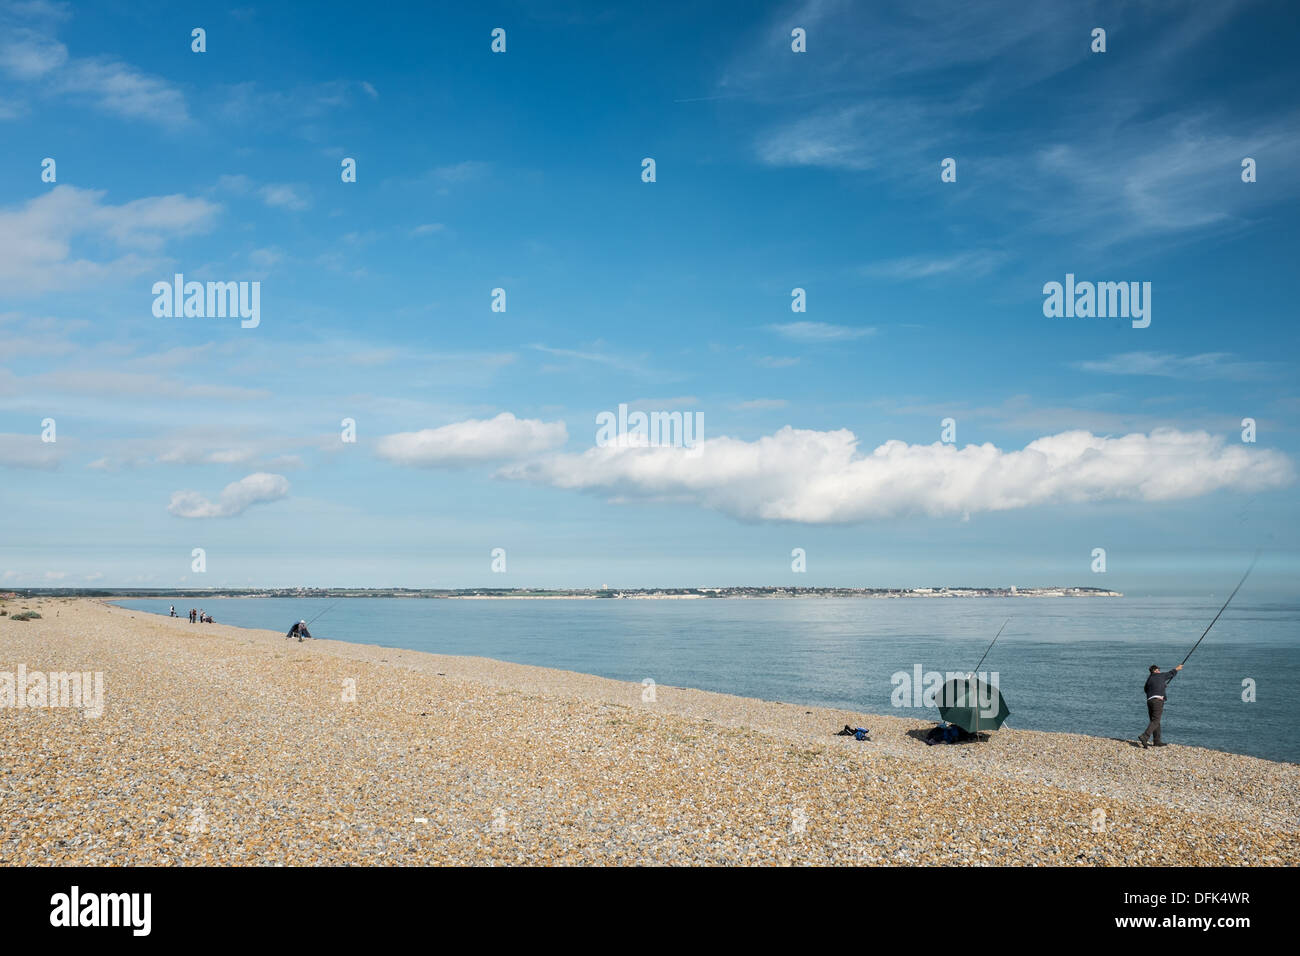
1138 663 1182 748
286 619 312 642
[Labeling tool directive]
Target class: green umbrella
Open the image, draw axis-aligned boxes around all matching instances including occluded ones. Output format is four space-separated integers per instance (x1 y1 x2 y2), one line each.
937 675 1010 734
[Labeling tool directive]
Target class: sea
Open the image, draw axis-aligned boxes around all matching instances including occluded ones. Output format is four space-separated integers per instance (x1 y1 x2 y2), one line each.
114 595 1300 764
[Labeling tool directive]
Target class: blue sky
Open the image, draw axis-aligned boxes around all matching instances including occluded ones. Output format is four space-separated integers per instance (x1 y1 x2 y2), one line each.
1 0 1298 594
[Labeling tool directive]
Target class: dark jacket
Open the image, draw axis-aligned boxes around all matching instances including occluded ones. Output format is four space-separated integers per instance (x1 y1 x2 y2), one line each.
286 622 312 639
1144 669 1178 700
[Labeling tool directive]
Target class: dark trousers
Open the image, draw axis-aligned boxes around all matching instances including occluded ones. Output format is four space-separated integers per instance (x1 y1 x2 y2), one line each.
1141 697 1165 744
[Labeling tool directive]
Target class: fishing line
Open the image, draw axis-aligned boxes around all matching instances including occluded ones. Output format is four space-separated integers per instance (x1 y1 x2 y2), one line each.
304 600 341 628
972 618 1010 675
1179 551 1259 667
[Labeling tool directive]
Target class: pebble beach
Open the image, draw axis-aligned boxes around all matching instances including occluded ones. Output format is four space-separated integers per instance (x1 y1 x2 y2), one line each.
2 598 1296 866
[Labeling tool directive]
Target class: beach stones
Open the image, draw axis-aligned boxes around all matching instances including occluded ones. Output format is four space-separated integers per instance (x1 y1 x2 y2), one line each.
0 598 1296 866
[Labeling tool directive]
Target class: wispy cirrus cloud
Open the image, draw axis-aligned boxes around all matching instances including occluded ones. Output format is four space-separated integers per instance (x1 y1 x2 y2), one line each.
216 174 312 211
386 161 492 195
767 322 874 342
1074 351 1283 381
34 369 267 402
84 425 316 473
168 472 290 519
756 104 892 172
0 186 219 294
529 343 664 378
626 396 699 410
0 3 190 125
0 25 66 78
733 0 1291 251
258 183 311 211
864 251 1005 281
0 432 60 470
217 79 361 125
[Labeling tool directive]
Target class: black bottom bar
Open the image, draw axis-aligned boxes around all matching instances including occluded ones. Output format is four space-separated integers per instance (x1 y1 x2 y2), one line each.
0 865 1277 942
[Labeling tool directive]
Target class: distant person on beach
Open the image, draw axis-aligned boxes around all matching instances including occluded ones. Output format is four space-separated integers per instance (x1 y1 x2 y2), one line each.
170 605 176 617
1139 663 1182 748
189 608 196 623
286 620 312 642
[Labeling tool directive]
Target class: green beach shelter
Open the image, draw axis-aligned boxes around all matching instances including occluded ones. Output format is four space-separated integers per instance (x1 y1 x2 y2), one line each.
937 675 1010 736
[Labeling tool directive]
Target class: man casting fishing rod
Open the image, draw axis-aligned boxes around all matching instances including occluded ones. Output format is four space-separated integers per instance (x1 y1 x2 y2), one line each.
1138 553 1257 750
1139 663 1181 748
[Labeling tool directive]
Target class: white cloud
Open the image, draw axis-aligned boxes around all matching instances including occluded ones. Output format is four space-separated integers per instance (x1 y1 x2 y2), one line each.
768 322 874 342
376 412 568 467
58 57 189 125
732 1 1289 248
627 396 699 410
864 251 1004 280
85 430 305 472
1074 351 1279 381
0 26 67 78
529 344 658 377
159 446 256 466
0 432 60 470
168 472 290 519
264 454 304 470
756 105 883 171
499 427 1294 524
428 161 488 184
35 369 267 401
0 7 189 125
0 186 219 293
259 184 310 211
0 312 79 357
216 174 253 194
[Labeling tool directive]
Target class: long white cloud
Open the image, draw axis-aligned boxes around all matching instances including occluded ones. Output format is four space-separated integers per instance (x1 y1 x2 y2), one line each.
375 412 567 467
498 426 1294 524
168 472 290 519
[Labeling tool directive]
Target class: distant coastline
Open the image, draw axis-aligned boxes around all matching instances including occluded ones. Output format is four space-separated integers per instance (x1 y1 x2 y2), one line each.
11 585 1124 599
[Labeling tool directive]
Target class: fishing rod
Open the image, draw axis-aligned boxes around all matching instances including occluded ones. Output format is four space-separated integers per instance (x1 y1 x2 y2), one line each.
971 618 1010 675
304 600 342 629
1180 552 1259 667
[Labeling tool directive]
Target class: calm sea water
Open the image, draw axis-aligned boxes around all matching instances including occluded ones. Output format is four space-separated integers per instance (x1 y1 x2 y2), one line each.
115 596 1300 764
